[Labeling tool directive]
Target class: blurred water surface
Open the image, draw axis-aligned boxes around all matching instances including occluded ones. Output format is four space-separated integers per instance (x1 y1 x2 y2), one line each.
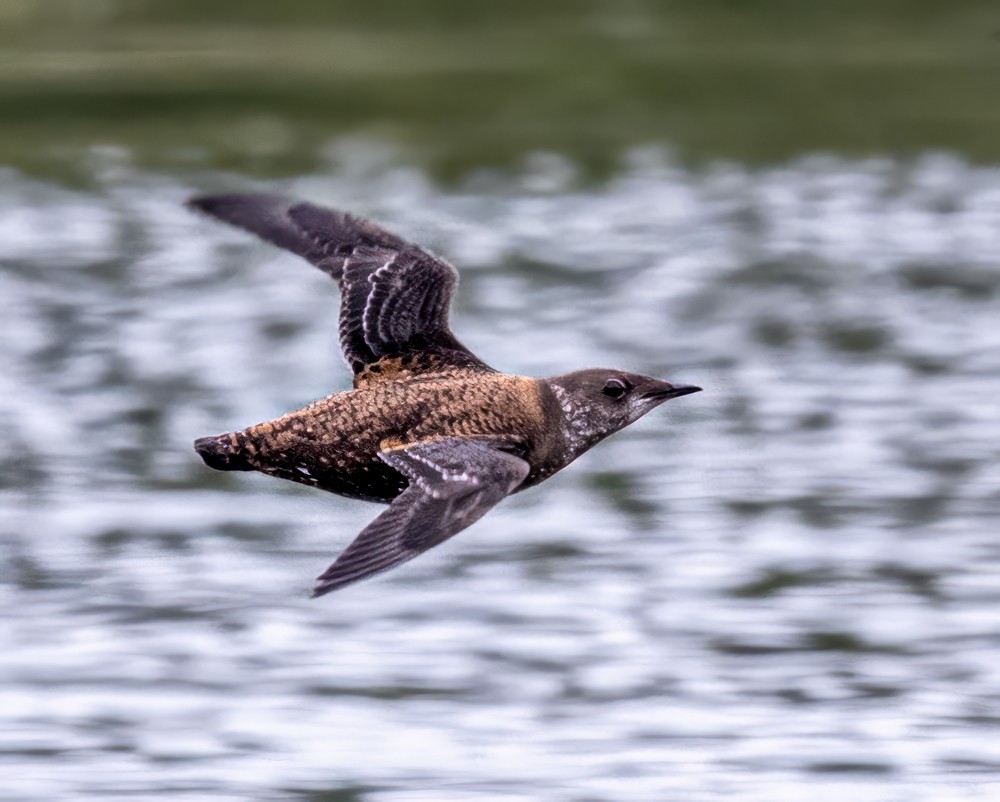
1 148 999 800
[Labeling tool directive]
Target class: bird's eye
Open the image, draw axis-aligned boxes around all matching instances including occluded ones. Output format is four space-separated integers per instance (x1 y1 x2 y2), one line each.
602 378 628 399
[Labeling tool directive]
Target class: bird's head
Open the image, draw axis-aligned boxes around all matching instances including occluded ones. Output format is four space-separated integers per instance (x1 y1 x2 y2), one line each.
546 368 701 453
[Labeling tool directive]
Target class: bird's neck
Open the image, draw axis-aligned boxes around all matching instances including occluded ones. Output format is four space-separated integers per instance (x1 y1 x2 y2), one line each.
547 383 604 458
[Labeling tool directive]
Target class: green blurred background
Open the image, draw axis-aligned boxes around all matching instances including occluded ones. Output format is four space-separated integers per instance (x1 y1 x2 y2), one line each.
3 0 998 182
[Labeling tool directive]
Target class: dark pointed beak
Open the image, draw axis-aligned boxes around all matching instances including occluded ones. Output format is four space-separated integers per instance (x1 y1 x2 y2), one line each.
641 381 703 401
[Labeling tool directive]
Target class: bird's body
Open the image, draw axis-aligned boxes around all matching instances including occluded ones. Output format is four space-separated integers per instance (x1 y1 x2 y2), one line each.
190 194 701 596
197 369 563 502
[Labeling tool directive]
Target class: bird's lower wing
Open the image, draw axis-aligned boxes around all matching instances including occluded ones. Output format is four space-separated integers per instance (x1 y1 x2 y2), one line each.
311 437 529 597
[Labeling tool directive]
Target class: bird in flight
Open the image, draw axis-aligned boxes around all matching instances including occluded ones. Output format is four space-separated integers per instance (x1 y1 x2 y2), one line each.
190 194 701 596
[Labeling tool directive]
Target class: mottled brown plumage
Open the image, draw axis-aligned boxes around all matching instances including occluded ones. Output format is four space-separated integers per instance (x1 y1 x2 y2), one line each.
197 372 559 502
190 194 701 596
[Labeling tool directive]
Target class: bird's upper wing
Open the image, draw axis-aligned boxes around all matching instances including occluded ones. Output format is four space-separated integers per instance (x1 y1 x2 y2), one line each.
311 437 529 597
188 194 493 379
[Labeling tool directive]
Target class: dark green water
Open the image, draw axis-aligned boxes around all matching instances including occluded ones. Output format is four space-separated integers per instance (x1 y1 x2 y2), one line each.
2 3 1000 801
3 1 1000 179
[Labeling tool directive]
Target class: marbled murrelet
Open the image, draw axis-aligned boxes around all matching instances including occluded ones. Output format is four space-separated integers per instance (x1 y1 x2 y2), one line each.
191 195 701 596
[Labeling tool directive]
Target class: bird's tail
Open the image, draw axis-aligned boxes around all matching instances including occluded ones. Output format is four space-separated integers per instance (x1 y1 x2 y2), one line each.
194 432 253 472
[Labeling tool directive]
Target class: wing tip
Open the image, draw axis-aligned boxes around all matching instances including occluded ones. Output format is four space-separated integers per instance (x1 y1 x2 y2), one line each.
186 192 285 218
311 574 359 598
185 193 231 217
310 568 350 598
310 583 333 599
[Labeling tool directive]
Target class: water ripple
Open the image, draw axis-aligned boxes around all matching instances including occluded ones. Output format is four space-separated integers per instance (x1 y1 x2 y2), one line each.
1 149 999 800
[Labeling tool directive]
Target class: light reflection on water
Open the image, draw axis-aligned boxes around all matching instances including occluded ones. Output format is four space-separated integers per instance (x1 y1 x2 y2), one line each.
1 149 999 801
